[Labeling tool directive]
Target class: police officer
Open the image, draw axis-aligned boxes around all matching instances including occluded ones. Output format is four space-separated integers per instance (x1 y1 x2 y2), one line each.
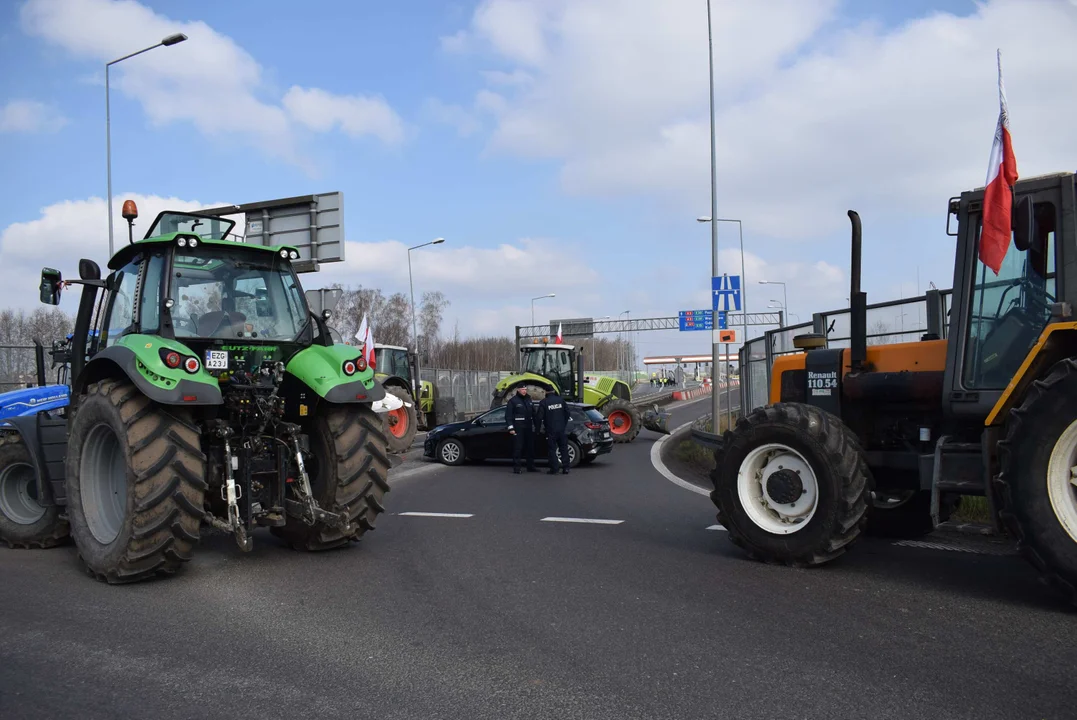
506 386 538 474
538 385 572 475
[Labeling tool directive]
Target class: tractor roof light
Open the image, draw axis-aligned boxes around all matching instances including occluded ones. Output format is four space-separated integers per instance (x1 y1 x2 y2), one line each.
279 249 289 258
121 200 138 220
188 238 198 248
177 237 188 248
289 250 299 260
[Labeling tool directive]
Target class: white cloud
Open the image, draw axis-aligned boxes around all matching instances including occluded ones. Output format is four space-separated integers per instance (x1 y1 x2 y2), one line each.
20 0 405 167
0 195 604 338
423 98 481 137
450 0 1077 241
283 86 405 145
440 29 470 54
0 99 68 133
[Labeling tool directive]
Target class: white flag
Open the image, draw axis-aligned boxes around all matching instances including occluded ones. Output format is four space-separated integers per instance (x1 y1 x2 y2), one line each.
356 314 368 343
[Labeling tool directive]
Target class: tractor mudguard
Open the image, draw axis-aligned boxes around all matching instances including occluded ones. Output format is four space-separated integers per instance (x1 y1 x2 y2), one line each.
286 345 385 404
642 405 672 435
85 339 223 405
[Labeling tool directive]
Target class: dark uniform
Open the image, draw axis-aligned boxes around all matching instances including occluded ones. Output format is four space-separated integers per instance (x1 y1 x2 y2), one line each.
506 388 537 473
539 389 572 474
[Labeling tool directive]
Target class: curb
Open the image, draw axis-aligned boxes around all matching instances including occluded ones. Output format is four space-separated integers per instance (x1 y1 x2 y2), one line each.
672 382 738 402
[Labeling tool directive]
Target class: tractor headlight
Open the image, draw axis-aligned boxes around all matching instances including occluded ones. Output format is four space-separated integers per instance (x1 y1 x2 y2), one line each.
289 250 299 260
279 249 289 258
178 237 188 248
188 238 198 248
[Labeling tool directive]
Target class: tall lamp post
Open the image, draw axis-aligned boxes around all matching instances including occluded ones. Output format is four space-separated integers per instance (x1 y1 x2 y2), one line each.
409 238 445 399
703 0 720 430
697 216 747 429
759 280 788 327
531 293 555 328
106 33 188 257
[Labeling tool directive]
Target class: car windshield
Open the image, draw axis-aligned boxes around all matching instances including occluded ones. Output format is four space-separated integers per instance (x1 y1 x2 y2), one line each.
169 247 308 341
146 212 235 240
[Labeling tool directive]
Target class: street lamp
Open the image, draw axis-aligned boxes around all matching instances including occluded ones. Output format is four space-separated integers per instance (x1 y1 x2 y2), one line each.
531 293 555 328
697 215 747 429
408 237 445 398
106 33 188 257
759 280 788 327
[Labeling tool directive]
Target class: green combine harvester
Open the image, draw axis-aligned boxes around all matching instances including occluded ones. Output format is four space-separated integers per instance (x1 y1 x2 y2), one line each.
492 341 668 442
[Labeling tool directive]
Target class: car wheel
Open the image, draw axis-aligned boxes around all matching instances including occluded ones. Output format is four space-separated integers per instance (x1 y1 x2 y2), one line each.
557 440 582 469
437 438 466 466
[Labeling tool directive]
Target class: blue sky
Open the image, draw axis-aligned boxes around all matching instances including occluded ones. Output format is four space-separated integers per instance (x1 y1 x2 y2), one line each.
2 0 1075 363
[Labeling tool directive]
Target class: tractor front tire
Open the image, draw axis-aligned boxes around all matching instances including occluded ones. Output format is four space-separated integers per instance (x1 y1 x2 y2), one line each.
0 434 69 549
273 404 390 551
66 380 206 583
710 402 871 566
603 398 641 443
383 386 418 454
998 358 1077 604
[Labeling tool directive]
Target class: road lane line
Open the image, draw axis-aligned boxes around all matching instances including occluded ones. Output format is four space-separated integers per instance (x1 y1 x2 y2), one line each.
540 517 624 525
650 420 710 497
705 524 727 531
397 512 474 518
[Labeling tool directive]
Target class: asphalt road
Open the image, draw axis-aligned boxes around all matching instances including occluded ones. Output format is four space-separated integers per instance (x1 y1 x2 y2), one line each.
2 395 1076 719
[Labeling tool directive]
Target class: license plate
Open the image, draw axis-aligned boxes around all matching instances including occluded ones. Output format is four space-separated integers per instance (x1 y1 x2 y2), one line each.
205 350 229 370
601 431 610 439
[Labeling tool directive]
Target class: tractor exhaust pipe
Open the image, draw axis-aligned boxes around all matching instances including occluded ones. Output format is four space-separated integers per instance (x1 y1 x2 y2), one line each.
848 210 867 373
576 348 586 403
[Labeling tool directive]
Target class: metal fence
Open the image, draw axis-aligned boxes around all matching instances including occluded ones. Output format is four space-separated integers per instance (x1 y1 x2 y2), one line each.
738 290 953 415
420 368 515 417
0 345 39 391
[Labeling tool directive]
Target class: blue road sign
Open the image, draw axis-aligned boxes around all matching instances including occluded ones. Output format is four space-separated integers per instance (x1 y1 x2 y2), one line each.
678 309 713 331
712 274 741 312
717 311 727 329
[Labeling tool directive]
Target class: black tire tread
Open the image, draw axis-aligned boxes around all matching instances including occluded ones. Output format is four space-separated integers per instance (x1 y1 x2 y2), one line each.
710 402 872 567
996 358 1077 605
71 379 206 584
603 398 641 444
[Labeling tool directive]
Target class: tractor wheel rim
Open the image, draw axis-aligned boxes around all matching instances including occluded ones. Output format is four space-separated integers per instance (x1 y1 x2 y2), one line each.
81 423 127 545
1047 418 1077 543
0 461 46 525
608 410 632 434
388 408 409 438
737 443 818 535
441 441 461 464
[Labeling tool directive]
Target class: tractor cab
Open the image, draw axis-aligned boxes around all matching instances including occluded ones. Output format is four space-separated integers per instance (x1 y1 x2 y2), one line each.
520 343 578 400
374 345 414 384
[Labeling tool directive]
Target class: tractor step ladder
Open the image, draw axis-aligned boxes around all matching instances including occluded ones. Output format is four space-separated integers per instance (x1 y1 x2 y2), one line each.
930 434 1001 534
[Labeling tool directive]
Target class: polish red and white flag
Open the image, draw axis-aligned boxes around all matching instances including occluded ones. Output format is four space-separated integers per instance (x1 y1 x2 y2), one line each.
980 49 1019 275
556 323 563 344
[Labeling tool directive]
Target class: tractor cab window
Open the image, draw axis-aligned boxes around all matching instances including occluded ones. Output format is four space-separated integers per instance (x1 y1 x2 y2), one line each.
145 212 235 240
169 248 309 341
524 347 574 396
139 253 166 334
386 349 411 379
963 200 1057 389
101 258 142 347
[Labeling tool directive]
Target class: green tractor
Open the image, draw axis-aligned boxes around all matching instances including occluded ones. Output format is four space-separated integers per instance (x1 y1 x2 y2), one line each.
12 201 392 583
371 343 438 453
492 341 646 442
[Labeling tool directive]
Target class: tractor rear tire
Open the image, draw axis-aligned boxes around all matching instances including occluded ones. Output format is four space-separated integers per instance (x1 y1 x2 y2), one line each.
65 380 206 583
997 358 1077 604
866 489 959 539
710 402 872 566
603 398 641 443
0 434 69 549
382 386 418 454
492 383 550 409
272 404 390 551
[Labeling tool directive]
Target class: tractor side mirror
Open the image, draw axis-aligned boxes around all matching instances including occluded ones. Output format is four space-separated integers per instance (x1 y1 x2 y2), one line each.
39 268 62 305
1013 195 1035 251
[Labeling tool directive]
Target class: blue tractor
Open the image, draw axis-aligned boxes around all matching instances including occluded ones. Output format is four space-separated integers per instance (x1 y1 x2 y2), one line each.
0 338 73 548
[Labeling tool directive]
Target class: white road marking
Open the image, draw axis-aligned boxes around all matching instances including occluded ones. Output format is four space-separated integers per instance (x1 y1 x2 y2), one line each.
540 517 624 525
705 524 727 531
650 420 711 497
397 512 474 518
389 463 445 482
